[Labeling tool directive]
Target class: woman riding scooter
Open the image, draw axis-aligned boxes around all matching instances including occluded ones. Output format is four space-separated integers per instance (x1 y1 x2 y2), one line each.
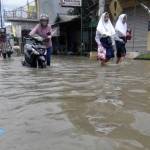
29 14 52 66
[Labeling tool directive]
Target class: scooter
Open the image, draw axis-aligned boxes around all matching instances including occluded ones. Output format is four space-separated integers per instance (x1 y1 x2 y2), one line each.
22 36 47 68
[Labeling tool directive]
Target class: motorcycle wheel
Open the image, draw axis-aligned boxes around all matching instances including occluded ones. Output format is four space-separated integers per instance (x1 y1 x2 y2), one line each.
40 62 46 68
38 60 46 68
38 57 46 68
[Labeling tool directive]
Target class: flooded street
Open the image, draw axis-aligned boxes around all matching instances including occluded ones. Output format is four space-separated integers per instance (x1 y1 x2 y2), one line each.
0 56 150 150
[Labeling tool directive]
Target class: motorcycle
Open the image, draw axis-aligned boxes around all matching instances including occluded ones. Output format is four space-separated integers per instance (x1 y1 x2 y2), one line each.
22 36 47 68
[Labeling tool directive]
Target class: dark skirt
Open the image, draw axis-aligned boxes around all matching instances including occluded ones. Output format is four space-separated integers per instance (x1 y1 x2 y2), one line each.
100 37 114 60
116 37 126 58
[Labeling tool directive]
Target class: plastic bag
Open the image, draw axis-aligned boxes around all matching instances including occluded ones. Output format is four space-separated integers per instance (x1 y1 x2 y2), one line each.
97 44 106 60
126 29 132 41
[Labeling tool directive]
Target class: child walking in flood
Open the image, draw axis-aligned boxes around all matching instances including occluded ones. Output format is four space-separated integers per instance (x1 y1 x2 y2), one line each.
115 14 131 64
95 12 115 66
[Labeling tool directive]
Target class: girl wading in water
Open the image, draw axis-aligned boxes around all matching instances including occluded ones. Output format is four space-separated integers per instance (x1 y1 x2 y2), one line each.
95 12 115 66
115 14 131 64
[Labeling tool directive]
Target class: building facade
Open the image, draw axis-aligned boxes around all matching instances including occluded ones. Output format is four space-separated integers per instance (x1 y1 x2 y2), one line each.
37 0 70 24
106 0 150 51
4 0 150 53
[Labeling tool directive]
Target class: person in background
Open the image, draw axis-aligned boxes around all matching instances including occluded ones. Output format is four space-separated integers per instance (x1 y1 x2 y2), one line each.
115 14 130 64
29 14 52 66
95 12 116 66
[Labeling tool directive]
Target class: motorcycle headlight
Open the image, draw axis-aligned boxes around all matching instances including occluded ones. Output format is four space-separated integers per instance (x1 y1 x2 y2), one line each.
44 50 47 55
32 48 39 55
25 44 32 50
40 49 46 55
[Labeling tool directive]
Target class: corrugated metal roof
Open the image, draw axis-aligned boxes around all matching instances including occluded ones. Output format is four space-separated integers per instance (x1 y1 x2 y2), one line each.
54 14 80 25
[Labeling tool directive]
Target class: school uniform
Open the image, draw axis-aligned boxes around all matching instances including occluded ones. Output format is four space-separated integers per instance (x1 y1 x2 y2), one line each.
95 13 115 60
115 31 126 58
115 14 128 58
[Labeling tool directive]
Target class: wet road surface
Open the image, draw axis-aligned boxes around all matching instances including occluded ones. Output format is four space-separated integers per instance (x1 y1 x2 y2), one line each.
0 56 150 150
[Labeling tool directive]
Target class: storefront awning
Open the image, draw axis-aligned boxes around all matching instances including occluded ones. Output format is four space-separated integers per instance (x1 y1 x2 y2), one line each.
54 14 80 25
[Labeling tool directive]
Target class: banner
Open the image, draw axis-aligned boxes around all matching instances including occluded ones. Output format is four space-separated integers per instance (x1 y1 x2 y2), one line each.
61 0 82 7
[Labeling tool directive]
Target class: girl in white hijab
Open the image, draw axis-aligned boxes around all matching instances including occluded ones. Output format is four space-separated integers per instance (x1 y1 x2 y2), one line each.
97 12 115 36
95 12 115 66
115 14 128 64
115 14 127 37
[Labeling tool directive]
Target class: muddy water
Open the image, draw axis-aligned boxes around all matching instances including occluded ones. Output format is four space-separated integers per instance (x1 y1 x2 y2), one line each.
0 56 150 150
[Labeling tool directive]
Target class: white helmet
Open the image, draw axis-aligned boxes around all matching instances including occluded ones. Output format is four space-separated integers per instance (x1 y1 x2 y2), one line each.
40 14 49 22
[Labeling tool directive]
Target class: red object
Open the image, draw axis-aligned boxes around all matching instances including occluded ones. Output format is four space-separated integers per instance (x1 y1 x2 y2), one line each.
126 29 132 41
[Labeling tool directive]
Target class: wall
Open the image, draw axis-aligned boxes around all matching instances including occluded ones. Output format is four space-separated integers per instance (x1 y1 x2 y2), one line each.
125 6 149 52
11 22 37 37
38 0 70 24
107 0 150 52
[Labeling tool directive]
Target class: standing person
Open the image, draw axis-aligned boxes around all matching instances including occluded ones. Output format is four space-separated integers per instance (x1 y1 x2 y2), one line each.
115 14 129 64
29 14 52 66
95 12 115 66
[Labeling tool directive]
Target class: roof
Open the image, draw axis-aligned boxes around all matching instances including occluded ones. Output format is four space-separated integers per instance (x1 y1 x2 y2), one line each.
4 18 39 23
54 14 80 25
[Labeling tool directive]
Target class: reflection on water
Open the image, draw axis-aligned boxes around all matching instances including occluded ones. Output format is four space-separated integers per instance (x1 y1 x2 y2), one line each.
0 56 150 150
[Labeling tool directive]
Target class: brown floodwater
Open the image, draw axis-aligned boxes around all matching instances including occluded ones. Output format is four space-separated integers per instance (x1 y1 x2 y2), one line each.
0 56 150 150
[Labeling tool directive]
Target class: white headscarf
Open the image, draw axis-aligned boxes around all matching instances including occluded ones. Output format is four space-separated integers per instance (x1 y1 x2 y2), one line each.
97 12 115 36
115 14 127 36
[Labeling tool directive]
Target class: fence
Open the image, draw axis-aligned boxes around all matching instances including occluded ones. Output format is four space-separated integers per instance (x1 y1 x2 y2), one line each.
4 1 37 20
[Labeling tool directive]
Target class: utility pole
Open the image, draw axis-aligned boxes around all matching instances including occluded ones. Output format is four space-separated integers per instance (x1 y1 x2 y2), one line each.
35 0 38 18
27 0 29 15
98 0 105 16
0 0 3 28
80 0 83 55
27 0 29 9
